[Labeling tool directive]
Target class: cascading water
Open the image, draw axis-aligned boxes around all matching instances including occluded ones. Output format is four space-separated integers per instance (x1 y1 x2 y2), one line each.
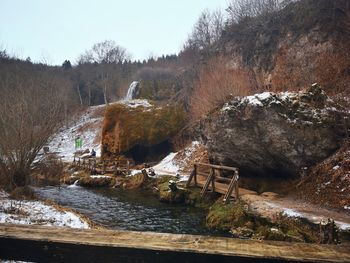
68 179 80 188
125 81 140 100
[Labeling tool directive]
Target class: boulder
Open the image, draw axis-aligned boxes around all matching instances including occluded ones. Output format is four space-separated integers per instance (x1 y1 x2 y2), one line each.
102 100 185 160
198 84 349 177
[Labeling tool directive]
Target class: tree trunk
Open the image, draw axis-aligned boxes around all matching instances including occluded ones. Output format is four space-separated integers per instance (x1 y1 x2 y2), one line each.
76 84 83 106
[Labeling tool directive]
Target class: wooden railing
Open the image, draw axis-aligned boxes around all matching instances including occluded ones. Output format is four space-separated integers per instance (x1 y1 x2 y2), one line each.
73 156 130 175
186 163 239 204
1 224 349 263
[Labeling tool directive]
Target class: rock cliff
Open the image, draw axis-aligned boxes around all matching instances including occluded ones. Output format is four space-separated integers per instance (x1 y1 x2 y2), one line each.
198 84 349 176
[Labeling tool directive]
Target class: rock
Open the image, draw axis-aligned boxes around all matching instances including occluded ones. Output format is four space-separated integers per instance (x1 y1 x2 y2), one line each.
198 84 349 176
102 101 185 161
158 180 187 204
168 180 178 192
230 227 254 238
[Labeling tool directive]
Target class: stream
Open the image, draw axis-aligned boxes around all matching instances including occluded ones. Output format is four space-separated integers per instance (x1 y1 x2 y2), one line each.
35 186 226 236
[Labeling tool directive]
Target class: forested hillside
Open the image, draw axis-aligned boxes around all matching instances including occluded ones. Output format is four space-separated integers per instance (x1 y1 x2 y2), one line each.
1 0 349 189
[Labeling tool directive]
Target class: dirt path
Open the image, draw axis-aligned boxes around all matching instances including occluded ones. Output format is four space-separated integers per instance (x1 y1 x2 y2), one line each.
241 193 350 230
195 175 350 230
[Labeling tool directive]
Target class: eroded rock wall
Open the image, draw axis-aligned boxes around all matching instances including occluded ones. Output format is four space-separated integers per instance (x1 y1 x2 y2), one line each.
198 84 349 176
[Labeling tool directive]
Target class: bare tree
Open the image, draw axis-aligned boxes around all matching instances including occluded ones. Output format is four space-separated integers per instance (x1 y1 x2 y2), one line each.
78 40 131 105
0 67 66 188
227 0 293 23
78 40 130 64
185 9 225 51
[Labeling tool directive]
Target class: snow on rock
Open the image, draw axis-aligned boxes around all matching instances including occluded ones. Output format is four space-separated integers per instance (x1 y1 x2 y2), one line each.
332 165 340 170
130 141 203 180
0 192 89 229
90 175 111 178
48 105 104 162
119 99 152 108
282 208 302 218
152 152 180 176
243 92 272 106
338 222 350 231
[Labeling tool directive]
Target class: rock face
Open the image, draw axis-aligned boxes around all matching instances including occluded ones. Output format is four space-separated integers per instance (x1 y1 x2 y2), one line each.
199 84 349 177
102 100 185 161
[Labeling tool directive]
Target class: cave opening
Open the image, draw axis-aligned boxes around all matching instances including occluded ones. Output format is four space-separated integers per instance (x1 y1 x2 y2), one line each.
124 140 173 164
237 167 299 195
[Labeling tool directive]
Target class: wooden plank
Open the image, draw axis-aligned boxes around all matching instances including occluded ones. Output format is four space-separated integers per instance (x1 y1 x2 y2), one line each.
196 174 257 196
234 171 239 200
0 224 349 263
197 171 210 177
197 162 238 172
215 176 232 183
194 164 197 186
185 166 196 188
200 169 214 197
223 173 238 204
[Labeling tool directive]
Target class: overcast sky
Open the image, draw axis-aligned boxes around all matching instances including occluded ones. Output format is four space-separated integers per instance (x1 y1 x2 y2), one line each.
1 0 229 65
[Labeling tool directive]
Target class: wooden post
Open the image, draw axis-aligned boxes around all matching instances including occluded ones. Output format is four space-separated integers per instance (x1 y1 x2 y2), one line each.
211 168 215 192
194 164 197 186
102 160 106 175
234 171 239 201
201 168 214 198
223 169 239 204
185 164 197 188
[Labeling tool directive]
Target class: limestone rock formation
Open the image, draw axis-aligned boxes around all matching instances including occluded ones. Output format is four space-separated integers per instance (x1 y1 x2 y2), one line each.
102 100 185 161
199 84 349 176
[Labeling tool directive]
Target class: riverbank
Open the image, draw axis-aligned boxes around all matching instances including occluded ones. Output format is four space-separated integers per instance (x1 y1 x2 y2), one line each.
0 190 91 229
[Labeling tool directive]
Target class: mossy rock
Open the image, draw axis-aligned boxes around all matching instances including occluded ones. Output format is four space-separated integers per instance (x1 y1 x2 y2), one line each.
206 200 254 231
121 173 147 189
78 176 115 187
102 102 185 156
158 180 187 204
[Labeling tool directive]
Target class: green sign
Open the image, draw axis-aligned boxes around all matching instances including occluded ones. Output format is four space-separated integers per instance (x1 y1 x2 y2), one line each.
75 137 83 149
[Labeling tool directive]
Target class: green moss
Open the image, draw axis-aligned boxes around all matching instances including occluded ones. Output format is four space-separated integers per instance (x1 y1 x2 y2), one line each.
102 103 185 156
205 199 320 243
206 199 253 231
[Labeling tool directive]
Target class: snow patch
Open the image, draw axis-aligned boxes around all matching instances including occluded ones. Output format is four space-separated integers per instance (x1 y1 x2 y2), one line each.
0 191 89 229
89 175 111 178
332 165 340 170
119 99 152 108
152 152 179 175
47 105 103 162
283 208 302 217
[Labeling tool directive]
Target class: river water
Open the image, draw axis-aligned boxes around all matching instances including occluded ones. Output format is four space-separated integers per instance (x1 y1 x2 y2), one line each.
35 186 225 236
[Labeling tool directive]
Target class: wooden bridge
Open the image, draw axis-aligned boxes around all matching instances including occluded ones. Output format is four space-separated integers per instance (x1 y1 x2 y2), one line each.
73 155 130 175
186 163 250 203
0 224 349 263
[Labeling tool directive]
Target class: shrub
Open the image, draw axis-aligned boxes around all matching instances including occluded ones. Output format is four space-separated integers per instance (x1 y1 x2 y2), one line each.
190 55 258 120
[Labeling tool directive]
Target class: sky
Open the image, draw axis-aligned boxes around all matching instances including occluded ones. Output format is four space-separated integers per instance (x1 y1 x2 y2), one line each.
1 0 229 65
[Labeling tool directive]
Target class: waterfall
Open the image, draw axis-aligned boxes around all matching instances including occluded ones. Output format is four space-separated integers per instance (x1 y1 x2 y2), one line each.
68 179 80 188
125 81 139 100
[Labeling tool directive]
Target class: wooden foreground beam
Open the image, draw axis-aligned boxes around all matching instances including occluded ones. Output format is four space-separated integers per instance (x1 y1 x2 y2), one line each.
0 224 349 263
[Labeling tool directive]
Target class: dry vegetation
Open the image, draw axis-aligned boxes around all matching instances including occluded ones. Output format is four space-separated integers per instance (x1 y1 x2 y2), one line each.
190 56 258 120
297 142 350 209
